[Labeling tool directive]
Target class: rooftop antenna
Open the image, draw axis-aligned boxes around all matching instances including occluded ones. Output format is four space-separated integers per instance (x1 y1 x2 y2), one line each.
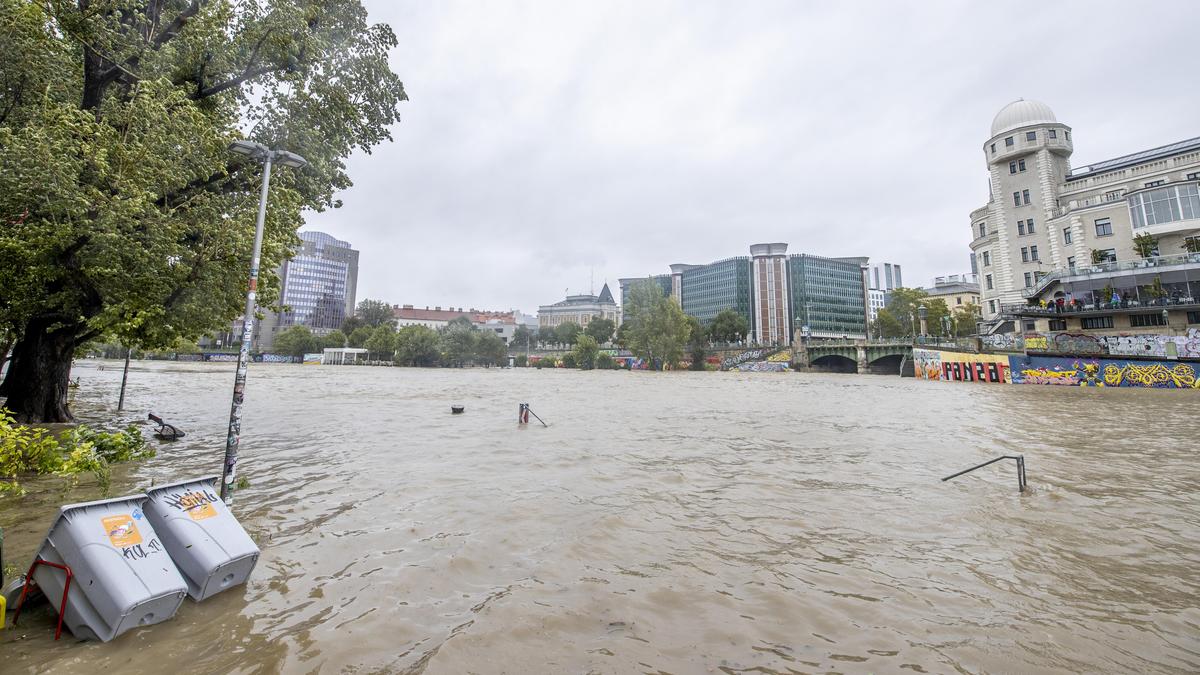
590 268 594 295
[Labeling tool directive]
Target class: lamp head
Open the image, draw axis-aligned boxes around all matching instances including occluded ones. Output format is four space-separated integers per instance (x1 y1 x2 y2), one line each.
228 140 269 159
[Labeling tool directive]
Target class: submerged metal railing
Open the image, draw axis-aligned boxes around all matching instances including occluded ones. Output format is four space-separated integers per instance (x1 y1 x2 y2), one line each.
942 455 1027 492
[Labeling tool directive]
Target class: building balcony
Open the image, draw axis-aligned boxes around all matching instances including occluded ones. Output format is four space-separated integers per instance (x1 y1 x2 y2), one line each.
970 229 998 249
1023 251 1200 299
1004 297 1199 318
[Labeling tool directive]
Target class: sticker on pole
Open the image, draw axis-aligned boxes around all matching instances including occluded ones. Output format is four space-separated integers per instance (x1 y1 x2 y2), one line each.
102 514 143 547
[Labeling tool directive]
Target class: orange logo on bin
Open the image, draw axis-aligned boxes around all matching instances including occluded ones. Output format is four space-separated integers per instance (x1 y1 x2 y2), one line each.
102 514 142 547
180 491 217 521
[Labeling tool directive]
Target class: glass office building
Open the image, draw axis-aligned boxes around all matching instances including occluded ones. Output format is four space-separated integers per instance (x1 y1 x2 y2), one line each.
278 231 359 331
788 255 868 339
679 257 752 327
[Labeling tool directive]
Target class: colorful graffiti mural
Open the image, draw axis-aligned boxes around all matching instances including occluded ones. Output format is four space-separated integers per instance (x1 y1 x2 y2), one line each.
1009 355 1200 389
911 349 1011 383
732 361 789 373
1010 328 1200 359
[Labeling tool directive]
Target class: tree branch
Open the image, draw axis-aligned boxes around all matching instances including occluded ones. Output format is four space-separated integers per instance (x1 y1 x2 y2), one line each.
152 0 205 48
194 62 287 99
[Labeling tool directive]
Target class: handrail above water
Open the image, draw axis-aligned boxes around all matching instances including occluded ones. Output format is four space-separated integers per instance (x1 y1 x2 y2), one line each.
942 455 1027 492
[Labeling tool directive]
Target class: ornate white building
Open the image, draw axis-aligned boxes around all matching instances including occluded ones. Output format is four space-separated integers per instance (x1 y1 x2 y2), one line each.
969 99 1200 328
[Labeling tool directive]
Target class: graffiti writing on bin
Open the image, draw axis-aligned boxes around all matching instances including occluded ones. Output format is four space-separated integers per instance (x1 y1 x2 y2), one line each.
162 488 220 520
122 537 164 561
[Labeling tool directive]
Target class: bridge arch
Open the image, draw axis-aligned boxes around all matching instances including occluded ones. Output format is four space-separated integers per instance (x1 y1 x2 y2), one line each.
865 353 904 375
809 354 858 374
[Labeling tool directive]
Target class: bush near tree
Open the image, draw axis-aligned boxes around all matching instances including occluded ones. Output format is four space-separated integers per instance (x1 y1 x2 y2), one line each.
572 335 600 370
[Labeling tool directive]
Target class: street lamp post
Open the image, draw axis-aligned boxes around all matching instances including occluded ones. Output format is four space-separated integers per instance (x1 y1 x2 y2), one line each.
918 304 928 339
221 140 308 504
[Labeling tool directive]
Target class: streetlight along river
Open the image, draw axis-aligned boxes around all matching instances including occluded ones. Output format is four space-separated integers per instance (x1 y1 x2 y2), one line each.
220 140 308 504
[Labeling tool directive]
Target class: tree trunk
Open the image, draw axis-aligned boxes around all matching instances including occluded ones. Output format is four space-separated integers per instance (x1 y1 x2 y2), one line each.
0 320 78 423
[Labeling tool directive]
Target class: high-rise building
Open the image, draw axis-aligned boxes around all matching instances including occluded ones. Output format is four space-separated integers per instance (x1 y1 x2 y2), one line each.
258 231 359 350
869 262 903 292
621 243 869 344
969 99 1200 327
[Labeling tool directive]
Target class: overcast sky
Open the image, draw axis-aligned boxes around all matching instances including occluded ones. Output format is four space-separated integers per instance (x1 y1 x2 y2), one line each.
303 0 1200 315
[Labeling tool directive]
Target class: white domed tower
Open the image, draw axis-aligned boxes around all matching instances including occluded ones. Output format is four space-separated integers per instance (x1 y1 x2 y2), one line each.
971 99 1074 322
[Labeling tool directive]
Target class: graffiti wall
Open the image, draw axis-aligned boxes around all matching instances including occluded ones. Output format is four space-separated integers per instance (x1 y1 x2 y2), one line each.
994 328 1200 359
731 360 789 373
1010 355 1200 389
911 349 1011 383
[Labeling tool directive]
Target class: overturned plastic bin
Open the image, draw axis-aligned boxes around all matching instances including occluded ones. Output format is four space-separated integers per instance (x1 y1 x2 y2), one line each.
28 495 188 641
143 476 259 601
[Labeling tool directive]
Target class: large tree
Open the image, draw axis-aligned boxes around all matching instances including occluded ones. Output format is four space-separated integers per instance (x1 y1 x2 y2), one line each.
271 325 319 358
708 309 748 344
555 321 582 346
583 317 614 345
355 298 394 327
394 325 439 366
621 279 688 370
0 0 406 422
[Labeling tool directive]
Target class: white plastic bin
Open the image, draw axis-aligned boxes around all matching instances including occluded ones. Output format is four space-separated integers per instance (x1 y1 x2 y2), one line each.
31 495 188 642
143 476 259 601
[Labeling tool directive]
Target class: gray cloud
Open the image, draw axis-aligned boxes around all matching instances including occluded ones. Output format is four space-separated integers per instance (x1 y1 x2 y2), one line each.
303 0 1200 313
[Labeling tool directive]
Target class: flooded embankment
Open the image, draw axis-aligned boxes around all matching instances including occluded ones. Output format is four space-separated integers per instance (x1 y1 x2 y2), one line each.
2 361 1197 673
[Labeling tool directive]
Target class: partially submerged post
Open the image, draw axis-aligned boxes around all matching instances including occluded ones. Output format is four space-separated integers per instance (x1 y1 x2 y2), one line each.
117 347 131 411
942 455 1027 492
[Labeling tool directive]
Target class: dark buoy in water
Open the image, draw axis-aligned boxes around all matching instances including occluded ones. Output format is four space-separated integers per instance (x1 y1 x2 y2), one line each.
451 405 465 414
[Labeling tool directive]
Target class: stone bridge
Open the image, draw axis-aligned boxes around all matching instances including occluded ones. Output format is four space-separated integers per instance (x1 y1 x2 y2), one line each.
796 338 913 374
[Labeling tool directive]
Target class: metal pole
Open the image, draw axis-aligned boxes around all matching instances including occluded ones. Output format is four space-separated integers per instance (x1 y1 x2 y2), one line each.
117 347 131 411
221 154 274 503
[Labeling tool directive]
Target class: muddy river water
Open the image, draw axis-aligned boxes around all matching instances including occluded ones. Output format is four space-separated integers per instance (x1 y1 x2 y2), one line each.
2 360 1198 673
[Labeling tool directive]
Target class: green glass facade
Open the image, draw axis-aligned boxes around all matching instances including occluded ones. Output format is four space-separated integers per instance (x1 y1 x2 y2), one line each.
679 257 752 326
788 255 867 338
619 275 672 308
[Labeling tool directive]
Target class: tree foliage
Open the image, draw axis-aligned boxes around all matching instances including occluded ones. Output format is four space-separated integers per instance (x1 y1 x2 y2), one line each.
355 299 394 327
272 325 320 357
439 318 477 367
0 0 407 422
364 323 395 360
474 330 508 367
348 325 373 348
620 280 688 370
583 317 615 345
571 334 600 370
511 324 535 348
322 329 347 349
394 325 439 366
872 288 950 337
555 321 582 346
1133 232 1159 259
708 309 748 344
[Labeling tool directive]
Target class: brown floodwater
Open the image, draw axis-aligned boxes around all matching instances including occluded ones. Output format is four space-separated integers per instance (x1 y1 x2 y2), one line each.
1 360 1198 674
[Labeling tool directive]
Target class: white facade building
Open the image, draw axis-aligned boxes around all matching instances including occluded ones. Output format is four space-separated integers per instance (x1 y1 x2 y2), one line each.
970 99 1200 328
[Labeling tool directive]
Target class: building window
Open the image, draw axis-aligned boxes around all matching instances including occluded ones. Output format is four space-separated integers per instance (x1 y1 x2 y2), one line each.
1105 189 1123 201
1065 130 1070 141
991 143 996 154
978 222 987 238
1129 183 1200 228
1024 321 1037 331
1009 161 1017 174
1018 220 1026 235
1027 218 1035 233
1005 136 1014 147
1063 227 1072 244
982 251 991 266
1188 172 1199 181
1067 256 1075 269
1030 245 1039 261
1095 218 1113 236
956 297 962 305
1082 316 1114 330
1019 159 1027 171
1049 319 1067 331
1022 189 1031 205
1049 129 1057 139
986 274 993 290
1021 247 1029 262
1188 311 1200 324
1026 131 1037 142
1144 180 1164 188
988 300 997 313
1130 313 1167 327
1024 271 1032 287
1096 248 1117 263
1013 191 1021 207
